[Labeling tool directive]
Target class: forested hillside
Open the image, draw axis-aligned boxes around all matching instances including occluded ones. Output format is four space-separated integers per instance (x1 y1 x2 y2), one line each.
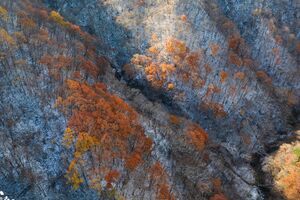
0 0 299 200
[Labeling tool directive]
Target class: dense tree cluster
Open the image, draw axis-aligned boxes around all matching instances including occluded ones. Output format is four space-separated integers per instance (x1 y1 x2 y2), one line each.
0 1 152 197
0 6 8 21
185 123 208 151
125 37 228 118
209 43 220 56
263 142 300 200
0 28 15 46
149 162 176 200
209 178 228 200
56 80 153 191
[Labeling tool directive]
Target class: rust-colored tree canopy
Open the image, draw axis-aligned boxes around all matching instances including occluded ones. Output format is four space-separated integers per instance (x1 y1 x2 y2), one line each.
234 72 245 80
228 51 242 66
158 184 176 200
263 142 300 200
148 161 176 200
0 6 8 21
125 36 229 118
186 123 209 151
57 79 153 191
256 70 272 84
220 71 228 83
210 43 220 56
180 14 188 22
0 28 15 46
209 193 228 200
228 35 243 50
127 37 205 92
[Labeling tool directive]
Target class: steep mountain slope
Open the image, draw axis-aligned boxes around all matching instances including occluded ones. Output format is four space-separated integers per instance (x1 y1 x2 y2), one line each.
46 0 299 147
0 0 299 200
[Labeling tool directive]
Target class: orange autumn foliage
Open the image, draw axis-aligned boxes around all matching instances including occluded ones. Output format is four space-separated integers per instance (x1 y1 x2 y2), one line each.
0 6 8 22
201 102 227 118
169 114 181 125
57 80 153 189
104 170 120 184
264 142 300 200
228 35 242 50
204 63 213 74
275 35 283 45
127 37 207 92
144 61 177 90
228 51 242 66
151 33 159 42
234 72 245 80
193 78 205 89
39 54 72 69
278 170 300 200
49 11 68 27
167 83 175 90
256 70 272 84
180 72 190 84
211 103 227 118
242 58 254 67
180 15 187 22
160 63 176 73
158 184 176 200
149 162 164 179
148 161 176 199
38 54 52 65
148 46 159 54
125 152 142 171
68 24 81 34
36 28 50 44
272 47 280 56
72 71 82 79
210 177 227 200
131 54 152 65
65 160 84 190
186 123 208 151
74 132 100 158
185 51 202 68
0 28 15 46
19 16 36 30
144 63 157 75
210 43 220 56
78 56 100 78
209 193 228 200
212 178 222 193
220 71 228 83
205 84 221 97
62 127 74 148
165 38 188 56
14 31 27 43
